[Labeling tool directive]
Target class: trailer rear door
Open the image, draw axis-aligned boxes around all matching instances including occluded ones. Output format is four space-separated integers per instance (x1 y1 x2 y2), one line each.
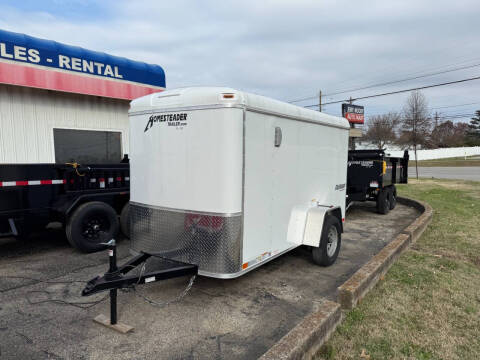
129 108 243 214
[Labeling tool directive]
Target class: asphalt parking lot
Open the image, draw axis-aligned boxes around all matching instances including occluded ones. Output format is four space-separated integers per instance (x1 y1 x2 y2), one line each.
0 203 419 360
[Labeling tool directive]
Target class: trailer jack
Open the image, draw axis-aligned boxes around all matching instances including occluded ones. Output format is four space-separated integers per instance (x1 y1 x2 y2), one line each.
82 239 198 333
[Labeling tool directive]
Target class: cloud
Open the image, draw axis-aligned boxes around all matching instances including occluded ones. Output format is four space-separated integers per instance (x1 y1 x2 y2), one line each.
0 0 479 120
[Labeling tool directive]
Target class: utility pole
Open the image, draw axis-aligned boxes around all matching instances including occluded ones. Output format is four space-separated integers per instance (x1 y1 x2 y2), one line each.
413 116 418 179
319 90 322 112
434 111 439 127
349 96 356 150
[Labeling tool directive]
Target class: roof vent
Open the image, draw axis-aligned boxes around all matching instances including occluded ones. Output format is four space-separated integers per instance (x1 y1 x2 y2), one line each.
156 93 180 99
151 93 181 107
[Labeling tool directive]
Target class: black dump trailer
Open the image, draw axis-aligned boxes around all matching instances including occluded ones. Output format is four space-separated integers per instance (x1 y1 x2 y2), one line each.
346 150 409 214
0 163 130 252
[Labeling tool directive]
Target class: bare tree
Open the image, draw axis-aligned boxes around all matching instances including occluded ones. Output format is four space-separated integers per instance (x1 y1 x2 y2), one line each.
364 112 400 149
400 91 431 179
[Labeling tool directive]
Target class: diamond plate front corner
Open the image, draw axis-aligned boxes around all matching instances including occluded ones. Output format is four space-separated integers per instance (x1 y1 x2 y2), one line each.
129 203 243 275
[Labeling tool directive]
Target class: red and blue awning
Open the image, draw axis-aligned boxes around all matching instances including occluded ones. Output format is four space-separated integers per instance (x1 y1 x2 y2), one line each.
0 29 165 100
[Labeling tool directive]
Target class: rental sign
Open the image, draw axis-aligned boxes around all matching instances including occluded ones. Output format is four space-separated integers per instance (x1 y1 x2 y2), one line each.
0 42 124 79
0 29 165 100
342 104 364 124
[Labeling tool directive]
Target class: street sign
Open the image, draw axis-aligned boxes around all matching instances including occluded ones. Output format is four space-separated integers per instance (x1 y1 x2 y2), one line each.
342 104 364 124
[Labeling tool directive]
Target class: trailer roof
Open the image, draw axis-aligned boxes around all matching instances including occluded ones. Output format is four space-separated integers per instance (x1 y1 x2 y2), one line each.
130 87 350 129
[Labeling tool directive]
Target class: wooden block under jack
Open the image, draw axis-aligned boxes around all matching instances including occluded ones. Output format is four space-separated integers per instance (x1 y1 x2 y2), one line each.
93 314 134 334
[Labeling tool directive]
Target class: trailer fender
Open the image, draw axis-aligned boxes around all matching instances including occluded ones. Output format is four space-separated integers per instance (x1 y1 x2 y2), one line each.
286 205 310 246
304 207 343 247
286 205 343 247
63 192 129 216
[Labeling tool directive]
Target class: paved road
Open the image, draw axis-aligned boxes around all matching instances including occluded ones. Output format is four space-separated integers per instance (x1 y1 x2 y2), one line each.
0 203 419 360
409 166 480 181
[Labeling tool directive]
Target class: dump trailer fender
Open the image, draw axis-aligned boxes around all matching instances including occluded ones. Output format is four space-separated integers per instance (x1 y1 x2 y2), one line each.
287 205 343 247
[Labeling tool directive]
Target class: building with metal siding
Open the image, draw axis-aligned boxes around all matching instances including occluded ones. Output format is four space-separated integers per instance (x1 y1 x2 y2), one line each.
0 29 165 164
0 84 130 163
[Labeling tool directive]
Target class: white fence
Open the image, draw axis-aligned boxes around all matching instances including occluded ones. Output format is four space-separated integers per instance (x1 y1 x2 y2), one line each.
387 146 480 161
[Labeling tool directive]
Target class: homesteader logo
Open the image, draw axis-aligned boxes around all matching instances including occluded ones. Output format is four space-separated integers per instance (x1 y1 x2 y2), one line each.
144 113 188 132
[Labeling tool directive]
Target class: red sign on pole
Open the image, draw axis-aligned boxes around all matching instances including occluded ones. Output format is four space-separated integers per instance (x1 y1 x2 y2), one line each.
342 104 364 124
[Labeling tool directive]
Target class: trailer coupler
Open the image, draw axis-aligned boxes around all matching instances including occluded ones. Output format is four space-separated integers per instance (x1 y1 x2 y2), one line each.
82 239 198 331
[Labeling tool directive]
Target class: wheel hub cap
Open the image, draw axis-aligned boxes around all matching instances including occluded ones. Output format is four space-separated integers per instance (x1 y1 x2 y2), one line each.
83 219 104 240
326 226 338 257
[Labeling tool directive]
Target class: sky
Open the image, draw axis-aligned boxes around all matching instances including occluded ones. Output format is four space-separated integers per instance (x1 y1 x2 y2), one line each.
0 0 479 123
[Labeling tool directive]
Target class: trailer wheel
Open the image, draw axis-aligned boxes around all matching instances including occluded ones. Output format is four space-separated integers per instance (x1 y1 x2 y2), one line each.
66 201 119 253
377 189 390 215
389 186 397 210
312 215 341 266
120 202 130 239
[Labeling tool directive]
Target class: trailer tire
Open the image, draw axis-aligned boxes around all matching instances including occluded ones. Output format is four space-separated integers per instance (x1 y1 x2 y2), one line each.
66 201 119 253
389 186 397 210
377 189 390 215
312 215 341 266
120 202 130 239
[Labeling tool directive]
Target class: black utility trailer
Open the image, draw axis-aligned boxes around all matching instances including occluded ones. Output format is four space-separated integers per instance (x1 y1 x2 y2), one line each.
0 163 130 252
346 150 409 214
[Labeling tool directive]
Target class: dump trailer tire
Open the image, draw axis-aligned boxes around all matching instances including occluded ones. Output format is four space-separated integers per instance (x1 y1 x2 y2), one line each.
389 186 397 210
312 215 341 266
66 201 119 253
120 202 130 239
377 189 390 215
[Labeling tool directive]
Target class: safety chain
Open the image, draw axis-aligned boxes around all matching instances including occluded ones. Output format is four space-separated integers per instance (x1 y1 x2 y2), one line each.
133 274 196 308
119 260 196 307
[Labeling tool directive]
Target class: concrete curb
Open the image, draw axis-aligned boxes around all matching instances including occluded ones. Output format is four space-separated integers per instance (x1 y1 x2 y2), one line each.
337 233 411 310
397 197 433 243
259 197 433 359
337 197 433 310
259 300 342 360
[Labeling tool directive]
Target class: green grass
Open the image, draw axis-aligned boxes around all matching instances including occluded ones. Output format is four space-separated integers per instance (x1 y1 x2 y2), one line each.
315 178 480 360
410 156 480 167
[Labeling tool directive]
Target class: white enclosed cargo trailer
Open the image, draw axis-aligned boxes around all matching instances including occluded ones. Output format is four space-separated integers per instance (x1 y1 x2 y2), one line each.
128 87 350 278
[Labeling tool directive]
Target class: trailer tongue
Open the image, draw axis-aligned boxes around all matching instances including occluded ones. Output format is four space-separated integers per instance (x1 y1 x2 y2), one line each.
81 239 197 332
81 240 198 297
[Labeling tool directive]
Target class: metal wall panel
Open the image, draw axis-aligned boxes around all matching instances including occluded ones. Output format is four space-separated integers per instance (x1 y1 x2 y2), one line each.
0 84 129 164
242 109 349 263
